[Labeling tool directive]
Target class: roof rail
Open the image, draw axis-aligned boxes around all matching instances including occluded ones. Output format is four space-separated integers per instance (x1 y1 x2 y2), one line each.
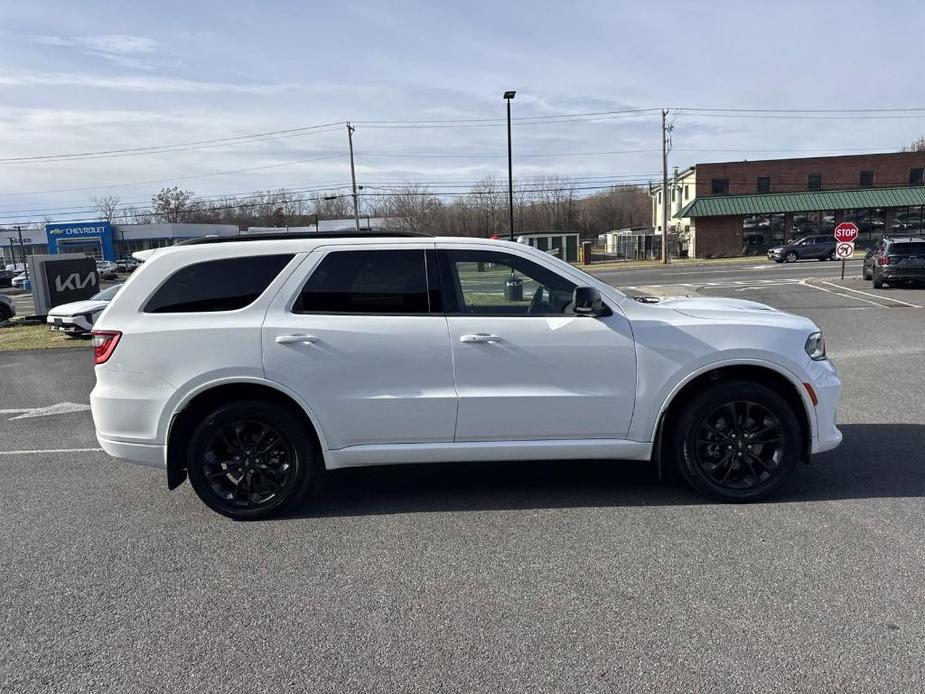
175 231 432 246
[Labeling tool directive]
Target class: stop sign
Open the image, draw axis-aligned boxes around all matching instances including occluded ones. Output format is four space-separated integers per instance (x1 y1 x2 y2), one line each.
834 222 859 244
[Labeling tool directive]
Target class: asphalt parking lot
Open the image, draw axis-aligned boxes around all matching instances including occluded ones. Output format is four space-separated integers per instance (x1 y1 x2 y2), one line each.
2 259 924 693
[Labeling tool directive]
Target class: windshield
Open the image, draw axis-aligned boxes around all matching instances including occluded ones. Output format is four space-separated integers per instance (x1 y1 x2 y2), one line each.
91 284 122 301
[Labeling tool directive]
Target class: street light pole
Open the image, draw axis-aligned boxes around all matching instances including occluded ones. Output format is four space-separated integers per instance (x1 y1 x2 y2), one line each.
504 90 516 241
661 109 671 264
16 226 28 283
346 122 360 232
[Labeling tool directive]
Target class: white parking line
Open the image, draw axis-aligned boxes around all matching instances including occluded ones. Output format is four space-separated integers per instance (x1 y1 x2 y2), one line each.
0 447 103 455
799 280 887 307
816 280 922 308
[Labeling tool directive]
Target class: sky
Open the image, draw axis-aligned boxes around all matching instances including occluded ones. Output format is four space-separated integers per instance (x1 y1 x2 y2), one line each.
1 0 925 225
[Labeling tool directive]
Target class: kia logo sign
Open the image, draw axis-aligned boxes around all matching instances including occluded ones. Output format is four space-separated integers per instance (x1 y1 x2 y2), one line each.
54 272 97 292
44 257 99 308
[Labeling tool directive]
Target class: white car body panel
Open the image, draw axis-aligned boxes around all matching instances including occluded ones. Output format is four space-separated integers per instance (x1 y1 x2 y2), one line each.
90 236 842 476
46 298 111 333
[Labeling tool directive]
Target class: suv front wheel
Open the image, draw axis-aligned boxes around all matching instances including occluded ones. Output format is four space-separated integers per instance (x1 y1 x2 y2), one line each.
186 400 318 520
671 381 802 502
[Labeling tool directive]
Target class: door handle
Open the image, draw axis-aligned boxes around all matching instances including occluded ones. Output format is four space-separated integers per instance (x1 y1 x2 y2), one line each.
275 334 320 344
460 333 501 344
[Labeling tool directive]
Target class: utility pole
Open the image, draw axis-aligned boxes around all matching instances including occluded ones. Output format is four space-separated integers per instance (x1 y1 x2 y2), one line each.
346 122 360 232
16 226 29 283
504 91 516 241
661 109 670 264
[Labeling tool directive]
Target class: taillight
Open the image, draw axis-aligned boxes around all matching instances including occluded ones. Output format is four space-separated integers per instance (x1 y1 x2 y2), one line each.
90 330 121 365
878 256 891 266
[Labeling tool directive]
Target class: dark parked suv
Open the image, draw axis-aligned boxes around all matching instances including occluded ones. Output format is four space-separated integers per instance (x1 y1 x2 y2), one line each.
768 235 837 263
866 237 925 288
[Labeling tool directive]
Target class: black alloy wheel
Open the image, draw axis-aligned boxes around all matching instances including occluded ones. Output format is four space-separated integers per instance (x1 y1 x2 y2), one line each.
673 381 801 501
785 252 798 263
187 400 317 520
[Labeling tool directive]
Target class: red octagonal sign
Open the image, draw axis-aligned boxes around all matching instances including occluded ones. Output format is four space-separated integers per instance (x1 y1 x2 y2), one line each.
834 222 859 244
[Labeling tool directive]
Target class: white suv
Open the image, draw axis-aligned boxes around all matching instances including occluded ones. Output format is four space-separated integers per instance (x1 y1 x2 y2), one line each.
90 234 842 519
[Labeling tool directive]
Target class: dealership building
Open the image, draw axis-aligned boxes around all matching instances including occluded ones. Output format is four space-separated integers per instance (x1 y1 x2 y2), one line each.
2 218 388 266
651 151 925 257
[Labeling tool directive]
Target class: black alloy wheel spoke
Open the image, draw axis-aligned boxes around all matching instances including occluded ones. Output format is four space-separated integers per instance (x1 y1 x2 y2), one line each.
693 400 785 491
202 420 294 509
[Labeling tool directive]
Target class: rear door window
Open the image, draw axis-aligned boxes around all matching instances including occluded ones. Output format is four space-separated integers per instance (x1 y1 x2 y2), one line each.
144 254 293 313
293 249 431 314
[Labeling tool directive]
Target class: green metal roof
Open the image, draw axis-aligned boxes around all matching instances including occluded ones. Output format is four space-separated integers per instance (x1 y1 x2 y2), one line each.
675 186 925 218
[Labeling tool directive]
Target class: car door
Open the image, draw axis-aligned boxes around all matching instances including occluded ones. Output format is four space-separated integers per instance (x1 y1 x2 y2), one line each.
439 244 637 442
262 244 457 450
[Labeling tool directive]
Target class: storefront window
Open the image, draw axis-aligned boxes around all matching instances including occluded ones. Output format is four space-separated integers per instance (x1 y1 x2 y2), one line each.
820 211 835 235
894 206 925 234
742 213 785 251
792 212 819 237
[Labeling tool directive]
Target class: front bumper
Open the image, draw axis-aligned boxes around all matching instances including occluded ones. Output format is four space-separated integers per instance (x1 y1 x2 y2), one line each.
806 358 842 454
47 314 94 334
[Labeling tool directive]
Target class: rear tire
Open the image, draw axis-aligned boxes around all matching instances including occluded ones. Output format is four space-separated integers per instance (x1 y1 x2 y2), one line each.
186 400 318 520
862 266 872 280
670 381 802 502
0 306 12 322
873 276 884 289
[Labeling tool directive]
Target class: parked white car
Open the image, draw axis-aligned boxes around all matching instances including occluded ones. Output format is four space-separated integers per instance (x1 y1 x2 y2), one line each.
11 272 28 289
90 234 842 519
47 284 122 336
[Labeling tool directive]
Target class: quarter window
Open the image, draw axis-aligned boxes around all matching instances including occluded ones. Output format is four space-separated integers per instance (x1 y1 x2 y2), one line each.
144 254 293 313
294 249 430 314
442 249 577 316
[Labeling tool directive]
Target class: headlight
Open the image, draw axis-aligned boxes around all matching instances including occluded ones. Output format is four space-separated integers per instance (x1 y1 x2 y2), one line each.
805 331 826 361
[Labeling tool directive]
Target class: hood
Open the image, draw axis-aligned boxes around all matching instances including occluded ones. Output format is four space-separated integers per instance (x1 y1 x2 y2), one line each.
656 296 815 329
47 299 111 317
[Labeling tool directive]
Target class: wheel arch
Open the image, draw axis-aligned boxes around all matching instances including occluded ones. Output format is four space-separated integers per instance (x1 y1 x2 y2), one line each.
164 379 328 490
653 361 815 471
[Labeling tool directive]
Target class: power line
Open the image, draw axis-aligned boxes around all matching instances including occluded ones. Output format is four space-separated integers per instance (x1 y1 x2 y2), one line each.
0 122 345 164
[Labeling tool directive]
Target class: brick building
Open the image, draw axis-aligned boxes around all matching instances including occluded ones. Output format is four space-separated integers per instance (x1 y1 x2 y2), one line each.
651 151 925 257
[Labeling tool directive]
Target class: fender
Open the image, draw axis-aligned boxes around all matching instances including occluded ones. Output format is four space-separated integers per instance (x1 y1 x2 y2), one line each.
162 375 332 468
647 357 818 443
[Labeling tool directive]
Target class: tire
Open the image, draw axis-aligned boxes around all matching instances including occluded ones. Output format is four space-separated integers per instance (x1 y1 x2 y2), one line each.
785 252 798 263
829 251 837 261
862 266 871 281
0 306 11 322
186 400 318 520
872 276 883 289
670 381 802 502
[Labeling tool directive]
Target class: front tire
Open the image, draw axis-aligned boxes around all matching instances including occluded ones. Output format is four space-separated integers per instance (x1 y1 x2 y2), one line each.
671 381 802 502
785 252 798 263
187 400 318 520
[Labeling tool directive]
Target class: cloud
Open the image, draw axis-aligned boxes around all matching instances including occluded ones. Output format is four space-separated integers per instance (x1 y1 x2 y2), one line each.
0 71 296 94
32 34 160 69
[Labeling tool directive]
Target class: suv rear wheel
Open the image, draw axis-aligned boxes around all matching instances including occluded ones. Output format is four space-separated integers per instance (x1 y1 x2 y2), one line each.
670 381 802 502
187 400 317 520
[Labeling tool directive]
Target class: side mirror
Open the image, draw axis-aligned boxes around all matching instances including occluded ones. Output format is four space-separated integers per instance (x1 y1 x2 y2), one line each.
572 286 609 317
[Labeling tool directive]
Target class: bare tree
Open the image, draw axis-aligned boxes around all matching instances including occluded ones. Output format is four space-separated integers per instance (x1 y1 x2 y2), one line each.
91 194 121 222
151 186 195 223
903 136 925 152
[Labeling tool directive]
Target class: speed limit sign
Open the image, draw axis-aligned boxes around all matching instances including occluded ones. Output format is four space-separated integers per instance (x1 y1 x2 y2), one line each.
836 242 855 259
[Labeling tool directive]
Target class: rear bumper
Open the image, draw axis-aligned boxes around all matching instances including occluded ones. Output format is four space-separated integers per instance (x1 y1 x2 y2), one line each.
96 433 165 468
880 269 925 281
